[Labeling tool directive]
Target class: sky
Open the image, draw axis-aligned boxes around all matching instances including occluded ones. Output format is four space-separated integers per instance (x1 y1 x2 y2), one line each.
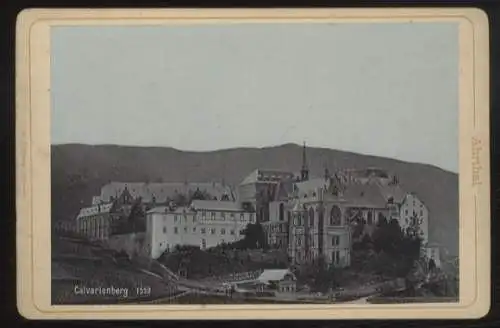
51 22 459 172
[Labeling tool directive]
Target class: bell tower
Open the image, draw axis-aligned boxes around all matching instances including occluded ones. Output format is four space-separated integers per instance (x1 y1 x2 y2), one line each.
300 141 309 181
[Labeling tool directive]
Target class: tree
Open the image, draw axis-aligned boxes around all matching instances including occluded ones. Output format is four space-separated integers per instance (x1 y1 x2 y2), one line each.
369 219 422 277
227 222 268 250
304 256 339 292
241 223 268 250
189 189 213 202
172 193 188 206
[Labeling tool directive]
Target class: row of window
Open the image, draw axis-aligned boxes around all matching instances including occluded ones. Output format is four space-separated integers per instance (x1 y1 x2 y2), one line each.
162 226 243 236
404 209 425 216
172 212 255 223
292 235 340 247
294 250 342 266
289 206 342 227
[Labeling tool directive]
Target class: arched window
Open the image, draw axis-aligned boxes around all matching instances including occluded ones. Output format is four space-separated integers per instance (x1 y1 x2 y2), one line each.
279 203 284 222
309 208 315 227
330 206 341 226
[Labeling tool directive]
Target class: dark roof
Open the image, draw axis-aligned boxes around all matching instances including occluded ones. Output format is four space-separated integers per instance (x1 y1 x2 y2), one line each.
294 177 328 197
343 183 388 209
146 206 195 215
190 200 247 212
376 182 406 204
100 182 233 203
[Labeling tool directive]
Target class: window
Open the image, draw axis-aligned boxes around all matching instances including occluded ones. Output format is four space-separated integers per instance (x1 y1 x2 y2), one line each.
193 227 196 233
332 251 340 265
230 213 235 219
240 213 245 221
367 212 373 225
297 237 302 246
174 216 178 223
420 210 424 216
309 208 315 227
221 212 225 220
201 228 206 234
184 227 187 233
201 238 206 249
230 230 235 235
221 228 226 235
174 227 178 234
405 209 408 215
202 211 206 218
332 236 339 246
250 213 255 222
163 227 167 234
211 212 216 220
211 228 216 235
330 206 341 226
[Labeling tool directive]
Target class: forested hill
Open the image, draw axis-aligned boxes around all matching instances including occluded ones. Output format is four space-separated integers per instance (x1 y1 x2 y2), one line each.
51 143 459 256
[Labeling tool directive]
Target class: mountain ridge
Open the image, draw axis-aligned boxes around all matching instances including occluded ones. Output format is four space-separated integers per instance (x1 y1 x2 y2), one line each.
51 143 459 256
52 142 457 174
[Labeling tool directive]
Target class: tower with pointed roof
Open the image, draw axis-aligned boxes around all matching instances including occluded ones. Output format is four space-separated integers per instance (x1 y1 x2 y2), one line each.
300 141 309 181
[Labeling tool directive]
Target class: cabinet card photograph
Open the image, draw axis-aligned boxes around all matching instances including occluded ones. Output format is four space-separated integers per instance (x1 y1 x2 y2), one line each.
16 8 490 320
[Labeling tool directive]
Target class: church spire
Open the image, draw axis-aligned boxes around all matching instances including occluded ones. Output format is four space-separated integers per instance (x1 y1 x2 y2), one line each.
300 141 309 181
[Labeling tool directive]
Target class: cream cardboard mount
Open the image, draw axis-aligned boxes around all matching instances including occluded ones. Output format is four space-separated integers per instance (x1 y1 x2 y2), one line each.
16 8 490 320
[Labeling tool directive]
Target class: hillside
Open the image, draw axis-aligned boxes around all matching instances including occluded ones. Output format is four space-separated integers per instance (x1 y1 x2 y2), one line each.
51 143 459 256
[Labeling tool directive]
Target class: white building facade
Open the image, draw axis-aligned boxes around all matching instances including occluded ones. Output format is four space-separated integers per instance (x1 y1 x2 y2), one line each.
397 193 429 245
75 203 117 241
145 200 256 259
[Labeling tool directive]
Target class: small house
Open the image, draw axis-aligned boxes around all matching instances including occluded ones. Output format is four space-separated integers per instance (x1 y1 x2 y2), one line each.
257 269 297 293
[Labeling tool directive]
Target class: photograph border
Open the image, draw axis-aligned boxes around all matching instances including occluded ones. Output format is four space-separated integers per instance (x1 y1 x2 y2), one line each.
16 8 490 319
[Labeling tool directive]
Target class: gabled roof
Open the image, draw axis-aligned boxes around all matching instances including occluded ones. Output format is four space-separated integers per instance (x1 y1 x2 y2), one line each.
99 182 233 203
273 180 295 201
343 183 388 209
376 182 406 204
257 269 296 283
294 177 329 197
